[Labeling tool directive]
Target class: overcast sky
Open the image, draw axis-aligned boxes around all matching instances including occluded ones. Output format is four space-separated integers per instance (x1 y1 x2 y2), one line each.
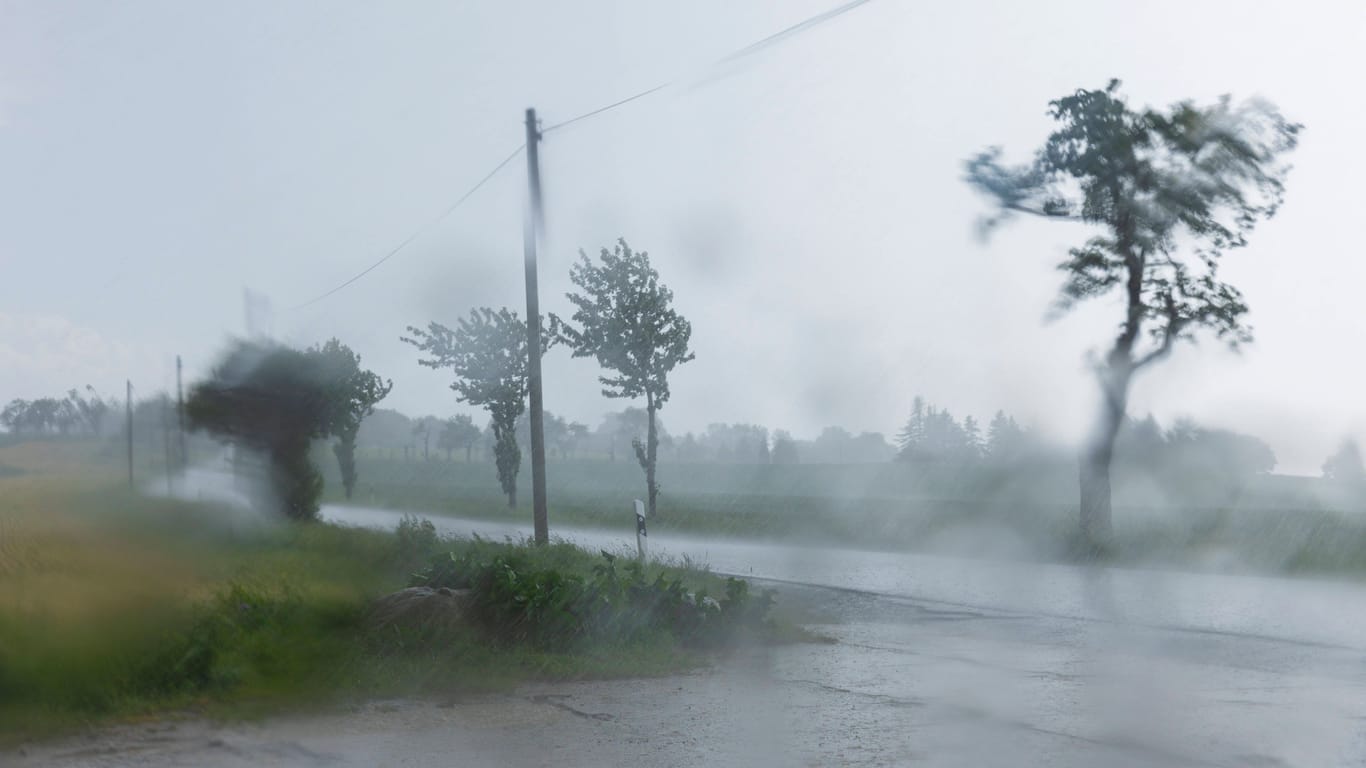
1 0 1363 474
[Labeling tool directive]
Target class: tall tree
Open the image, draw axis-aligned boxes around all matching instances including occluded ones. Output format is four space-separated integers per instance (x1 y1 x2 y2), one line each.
308 339 392 500
557 239 694 518
962 416 984 461
966 80 1298 545
403 307 550 508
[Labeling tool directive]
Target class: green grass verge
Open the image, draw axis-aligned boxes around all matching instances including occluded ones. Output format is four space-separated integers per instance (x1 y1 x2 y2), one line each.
0 441 774 747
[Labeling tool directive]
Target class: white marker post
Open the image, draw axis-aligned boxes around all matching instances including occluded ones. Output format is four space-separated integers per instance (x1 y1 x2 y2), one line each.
633 499 647 563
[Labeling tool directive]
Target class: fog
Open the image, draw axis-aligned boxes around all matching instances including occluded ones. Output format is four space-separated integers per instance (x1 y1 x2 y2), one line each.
6 1 1366 766
2 1 1365 473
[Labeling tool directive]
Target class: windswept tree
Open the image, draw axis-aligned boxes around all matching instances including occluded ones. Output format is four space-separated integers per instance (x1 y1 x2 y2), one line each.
186 340 336 520
403 307 550 507
557 239 694 518
966 80 1298 545
308 339 392 500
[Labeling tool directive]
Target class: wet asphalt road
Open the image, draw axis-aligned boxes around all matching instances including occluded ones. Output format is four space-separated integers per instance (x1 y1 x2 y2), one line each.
12 494 1366 766
14 574 1366 767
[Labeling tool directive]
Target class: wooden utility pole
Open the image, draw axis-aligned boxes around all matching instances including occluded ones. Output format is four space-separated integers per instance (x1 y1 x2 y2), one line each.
176 355 186 470
162 396 173 495
125 379 133 487
523 107 549 545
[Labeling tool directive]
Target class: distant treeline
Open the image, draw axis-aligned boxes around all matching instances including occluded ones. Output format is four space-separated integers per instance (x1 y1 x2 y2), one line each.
352 394 1296 482
1 387 111 436
353 406 899 465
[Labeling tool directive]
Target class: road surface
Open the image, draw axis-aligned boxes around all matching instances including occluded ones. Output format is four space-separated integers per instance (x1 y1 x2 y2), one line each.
13 494 1366 766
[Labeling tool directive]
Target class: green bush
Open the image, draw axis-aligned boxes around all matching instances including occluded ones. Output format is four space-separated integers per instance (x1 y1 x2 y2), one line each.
411 545 773 651
394 514 442 566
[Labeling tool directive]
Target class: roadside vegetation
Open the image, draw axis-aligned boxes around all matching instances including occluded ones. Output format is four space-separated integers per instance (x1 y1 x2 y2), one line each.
320 452 1366 575
0 440 779 747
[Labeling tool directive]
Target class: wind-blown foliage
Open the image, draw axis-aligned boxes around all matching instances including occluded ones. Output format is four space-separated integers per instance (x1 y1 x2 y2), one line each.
556 239 694 517
308 339 392 500
965 79 1298 544
402 308 551 507
185 341 336 520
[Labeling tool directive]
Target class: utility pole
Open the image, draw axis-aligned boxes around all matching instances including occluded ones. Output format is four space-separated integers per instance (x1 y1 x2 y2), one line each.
176 355 186 470
125 379 133 487
523 107 549 545
162 395 173 496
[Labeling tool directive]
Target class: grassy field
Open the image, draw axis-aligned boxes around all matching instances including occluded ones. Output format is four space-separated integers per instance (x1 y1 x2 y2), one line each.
322 453 1366 575
0 440 759 747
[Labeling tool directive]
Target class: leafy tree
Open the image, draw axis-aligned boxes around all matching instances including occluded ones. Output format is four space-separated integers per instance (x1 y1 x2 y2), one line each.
356 408 413 459
966 80 1298 544
561 421 589 459
308 339 392 500
186 340 336 520
403 307 550 507
411 417 442 461
1163 418 1276 478
1323 439 1366 482
698 423 767 463
516 410 572 459
771 430 800 465
1 399 32 433
66 386 109 435
439 414 482 461
557 239 695 518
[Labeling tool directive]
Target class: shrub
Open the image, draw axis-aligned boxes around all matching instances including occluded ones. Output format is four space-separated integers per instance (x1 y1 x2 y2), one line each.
394 514 441 566
411 545 773 651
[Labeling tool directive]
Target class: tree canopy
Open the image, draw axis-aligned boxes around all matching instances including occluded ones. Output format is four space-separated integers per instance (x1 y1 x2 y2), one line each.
557 239 694 406
186 340 336 520
557 239 694 517
308 338 391 499
403 307 551 506
965 80 1299 544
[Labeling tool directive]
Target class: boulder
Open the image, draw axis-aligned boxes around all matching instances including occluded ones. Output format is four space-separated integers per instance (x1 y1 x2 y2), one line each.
369 586 473 635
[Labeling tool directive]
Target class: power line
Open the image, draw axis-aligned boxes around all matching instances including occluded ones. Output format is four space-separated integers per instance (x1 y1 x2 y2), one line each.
291 0 878 308
541 83 672 134
718 0 875 65
289 143 525 311
542 0 877 135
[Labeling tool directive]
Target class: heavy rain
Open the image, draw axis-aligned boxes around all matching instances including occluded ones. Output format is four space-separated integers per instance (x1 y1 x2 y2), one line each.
3 1 1366 766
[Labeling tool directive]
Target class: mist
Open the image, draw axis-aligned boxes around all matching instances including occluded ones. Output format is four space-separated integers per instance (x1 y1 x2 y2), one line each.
5 1 1366 766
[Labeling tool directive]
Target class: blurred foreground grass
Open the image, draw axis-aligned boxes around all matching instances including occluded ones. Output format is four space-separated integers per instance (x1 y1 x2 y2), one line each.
0 441 737 746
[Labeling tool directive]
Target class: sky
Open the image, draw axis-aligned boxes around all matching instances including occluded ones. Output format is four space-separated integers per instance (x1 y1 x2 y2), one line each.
1 0 1363 474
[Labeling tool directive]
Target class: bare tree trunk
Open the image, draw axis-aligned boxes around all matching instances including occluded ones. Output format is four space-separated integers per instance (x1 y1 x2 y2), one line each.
645 394 659 518
1079 365 1129 547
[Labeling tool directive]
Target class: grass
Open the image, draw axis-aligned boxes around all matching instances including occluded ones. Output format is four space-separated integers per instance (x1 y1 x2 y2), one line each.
321 453 1366 576
0 440 764 747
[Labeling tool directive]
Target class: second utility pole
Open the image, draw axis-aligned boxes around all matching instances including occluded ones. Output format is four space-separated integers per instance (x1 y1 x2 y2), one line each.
523 107 549 545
